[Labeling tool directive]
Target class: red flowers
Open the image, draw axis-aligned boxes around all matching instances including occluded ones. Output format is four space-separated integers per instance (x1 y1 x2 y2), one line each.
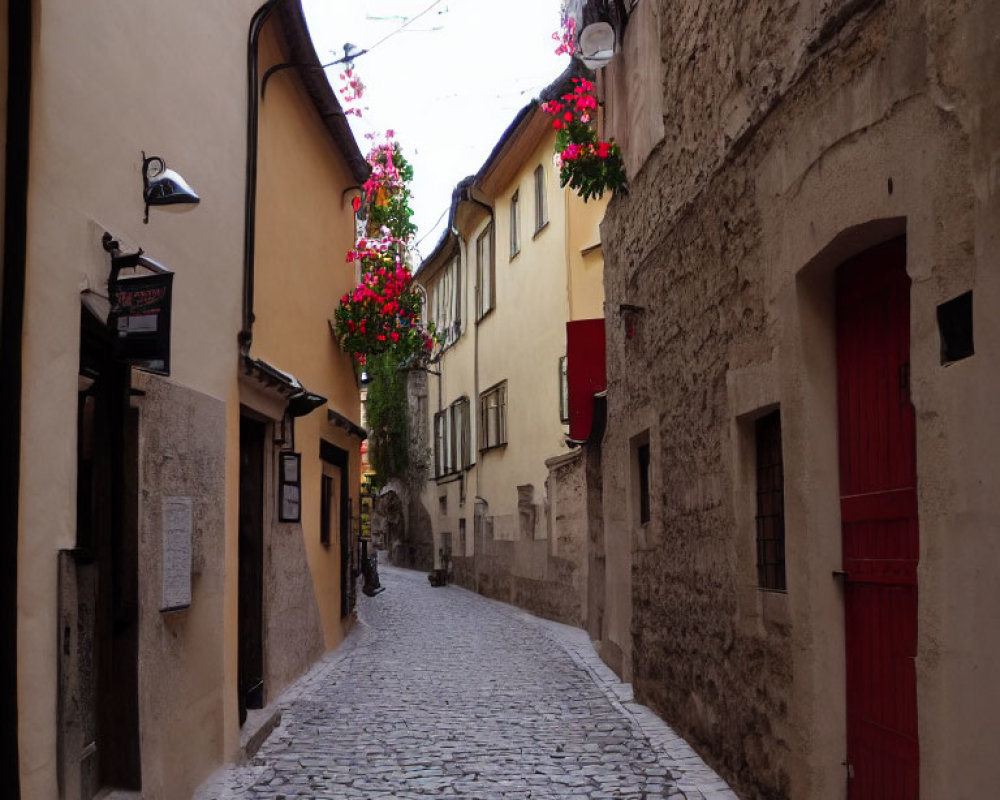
541 77 626 202
333 233 435 360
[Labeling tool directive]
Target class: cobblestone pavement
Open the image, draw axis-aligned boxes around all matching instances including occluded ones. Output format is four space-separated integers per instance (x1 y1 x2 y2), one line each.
196 563 738 800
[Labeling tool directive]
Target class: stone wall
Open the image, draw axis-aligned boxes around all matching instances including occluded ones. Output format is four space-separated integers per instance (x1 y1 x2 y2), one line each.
600 0 1000 797
450 449 595 629
372 370 435 571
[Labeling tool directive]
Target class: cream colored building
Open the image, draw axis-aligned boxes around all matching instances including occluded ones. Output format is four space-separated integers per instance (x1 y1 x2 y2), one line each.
413 65 607 624
5 3 366 799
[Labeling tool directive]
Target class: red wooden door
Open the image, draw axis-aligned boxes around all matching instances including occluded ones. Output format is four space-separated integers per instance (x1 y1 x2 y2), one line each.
836 238 919 799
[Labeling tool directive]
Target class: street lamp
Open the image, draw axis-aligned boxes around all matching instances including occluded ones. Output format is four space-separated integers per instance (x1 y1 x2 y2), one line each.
141 152 200 224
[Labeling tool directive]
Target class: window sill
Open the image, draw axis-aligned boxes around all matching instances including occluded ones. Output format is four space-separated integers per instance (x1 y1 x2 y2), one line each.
479 442 507 455
509 249 520 263
435 471 464 485
532 221 549 240
476 307 495 324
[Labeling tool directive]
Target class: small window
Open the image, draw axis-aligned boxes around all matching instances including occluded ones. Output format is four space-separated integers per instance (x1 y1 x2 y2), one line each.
435 398 472 477
434 411 445 477
937 290 974 364
450 397 472 470
320 473 333 546
479 381 507 451
476 224 494 320
637 443 650 525
755 410 786 591
510 190 520 259
534 165 547 233
431 257 462 348
558 355 569 424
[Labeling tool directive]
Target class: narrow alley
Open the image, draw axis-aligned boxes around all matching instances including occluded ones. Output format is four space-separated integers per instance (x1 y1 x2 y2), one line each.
197 563 736 800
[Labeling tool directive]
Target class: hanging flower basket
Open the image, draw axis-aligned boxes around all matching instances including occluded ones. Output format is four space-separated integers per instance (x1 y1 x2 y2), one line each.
543 77 626 202
333 237 435 364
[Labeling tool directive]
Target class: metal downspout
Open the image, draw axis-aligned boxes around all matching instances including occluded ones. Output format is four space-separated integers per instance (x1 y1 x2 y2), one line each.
461 185 492 595
240 0 285 358
0 1 32 796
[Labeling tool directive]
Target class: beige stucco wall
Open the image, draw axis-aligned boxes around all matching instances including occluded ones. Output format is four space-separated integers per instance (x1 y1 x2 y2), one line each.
16 2 272 797
252 23 362 654
476 132 575 524
599 0 1000 797
565 188 606 322
418 229 478 565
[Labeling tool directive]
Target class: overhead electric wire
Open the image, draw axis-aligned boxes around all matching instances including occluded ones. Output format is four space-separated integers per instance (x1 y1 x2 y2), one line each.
414 205 450 249
319 0 447 69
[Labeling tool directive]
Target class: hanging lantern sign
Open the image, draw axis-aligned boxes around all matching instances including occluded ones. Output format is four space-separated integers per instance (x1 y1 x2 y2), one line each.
109 271 174 375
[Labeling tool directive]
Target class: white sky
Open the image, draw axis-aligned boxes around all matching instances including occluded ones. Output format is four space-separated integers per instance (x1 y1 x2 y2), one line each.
302 0 567 259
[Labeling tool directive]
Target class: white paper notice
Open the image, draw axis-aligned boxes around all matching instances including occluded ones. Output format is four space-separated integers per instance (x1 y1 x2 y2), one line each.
162 496 193 611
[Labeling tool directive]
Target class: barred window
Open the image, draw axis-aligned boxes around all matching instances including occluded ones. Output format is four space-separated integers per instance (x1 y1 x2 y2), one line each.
637 443 650 525
755 410 786 591
479 382 507 451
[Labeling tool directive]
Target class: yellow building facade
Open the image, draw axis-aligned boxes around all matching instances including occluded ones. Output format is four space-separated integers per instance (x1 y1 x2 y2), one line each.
414 66 607 624
6 3 366 799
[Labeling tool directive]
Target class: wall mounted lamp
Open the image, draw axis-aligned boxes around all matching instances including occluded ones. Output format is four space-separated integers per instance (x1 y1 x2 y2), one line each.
566 0 626 69
142 152 200 224
287 391 327 418
578 20 616 69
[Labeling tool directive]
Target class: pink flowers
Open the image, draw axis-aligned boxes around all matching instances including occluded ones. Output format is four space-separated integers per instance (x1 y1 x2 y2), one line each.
337 68 366 118
552 15 577 56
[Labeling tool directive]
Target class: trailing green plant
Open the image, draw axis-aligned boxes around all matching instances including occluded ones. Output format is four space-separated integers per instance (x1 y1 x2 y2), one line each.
362 132 417 243
364 351 409 490
332 131 433 486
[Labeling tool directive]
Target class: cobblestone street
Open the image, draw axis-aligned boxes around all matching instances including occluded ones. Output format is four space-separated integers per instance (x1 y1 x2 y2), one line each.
197 563 737 800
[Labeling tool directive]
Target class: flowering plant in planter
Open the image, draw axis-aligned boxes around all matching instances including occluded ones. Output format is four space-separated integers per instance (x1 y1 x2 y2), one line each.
334 235 434 365
543 77 625 202
362 131 417 241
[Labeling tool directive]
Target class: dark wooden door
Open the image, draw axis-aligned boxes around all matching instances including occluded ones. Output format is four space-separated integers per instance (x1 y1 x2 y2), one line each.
836 238 919 798
238 415 265 725
69 310 141 797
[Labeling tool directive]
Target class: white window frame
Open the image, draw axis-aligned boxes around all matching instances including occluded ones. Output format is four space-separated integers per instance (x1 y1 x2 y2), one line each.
476 224 494 320
431 257 462 348
510 190 520 259
534 165 548 234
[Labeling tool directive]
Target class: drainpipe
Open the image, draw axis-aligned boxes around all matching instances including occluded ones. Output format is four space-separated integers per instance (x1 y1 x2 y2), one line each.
240 0 285 358
460 183 493 594
0 2 32 796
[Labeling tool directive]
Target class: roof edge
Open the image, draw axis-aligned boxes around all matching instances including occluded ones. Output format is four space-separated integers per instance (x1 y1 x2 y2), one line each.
275 1 370 185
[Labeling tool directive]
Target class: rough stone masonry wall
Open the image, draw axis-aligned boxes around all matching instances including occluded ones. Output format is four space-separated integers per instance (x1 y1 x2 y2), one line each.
600 1 921 797
452 451 591 629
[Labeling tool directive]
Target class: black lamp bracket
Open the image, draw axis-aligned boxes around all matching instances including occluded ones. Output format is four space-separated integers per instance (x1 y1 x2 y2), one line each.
102 231 170 285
